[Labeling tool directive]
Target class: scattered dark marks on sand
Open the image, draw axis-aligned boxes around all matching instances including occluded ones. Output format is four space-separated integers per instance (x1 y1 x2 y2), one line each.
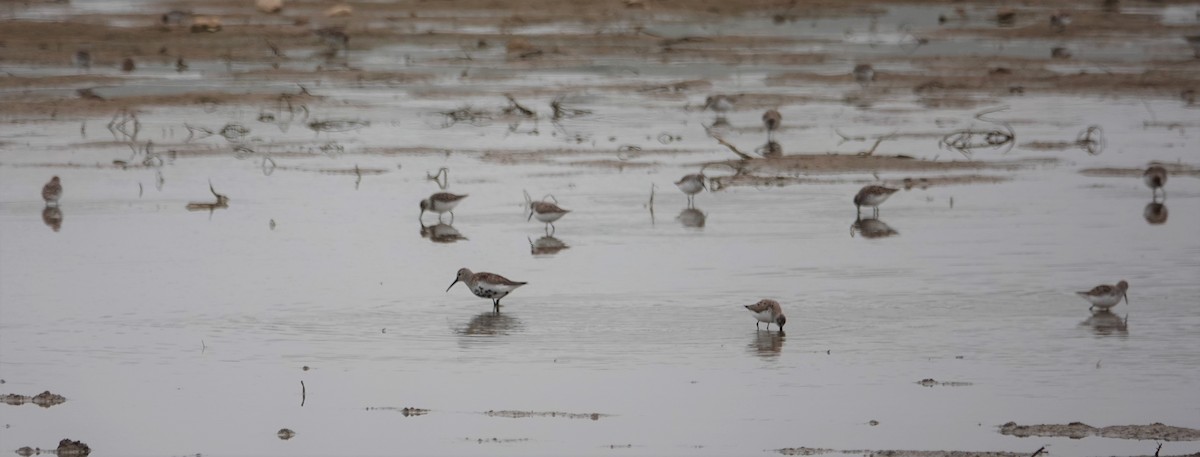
483 410 608 420
999 422 1200 441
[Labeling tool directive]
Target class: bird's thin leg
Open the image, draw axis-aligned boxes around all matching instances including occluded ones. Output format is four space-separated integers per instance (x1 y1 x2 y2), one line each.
448 211 455 224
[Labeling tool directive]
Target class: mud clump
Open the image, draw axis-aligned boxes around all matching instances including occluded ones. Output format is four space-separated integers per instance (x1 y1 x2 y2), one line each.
999 421 1200 441
1 391 66 408
57 439 91 456
277 428 295 440
915 378 973 387
364 406 430 416
483 410 607 420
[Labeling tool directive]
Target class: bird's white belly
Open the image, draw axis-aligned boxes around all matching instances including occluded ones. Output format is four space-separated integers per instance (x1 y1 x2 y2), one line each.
677 180 703 195
431 200 461 213
859 193 891 207
1082 293 1121 308
751 310 774 323
533 211 565 223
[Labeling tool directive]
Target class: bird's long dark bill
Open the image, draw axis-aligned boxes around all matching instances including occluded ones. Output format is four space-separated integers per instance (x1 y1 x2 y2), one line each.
1124 292 1129 305
527 211 533 222
446 279 459 292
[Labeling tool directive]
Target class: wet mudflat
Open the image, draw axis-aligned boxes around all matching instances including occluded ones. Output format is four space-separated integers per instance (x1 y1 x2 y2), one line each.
1 0 1200 456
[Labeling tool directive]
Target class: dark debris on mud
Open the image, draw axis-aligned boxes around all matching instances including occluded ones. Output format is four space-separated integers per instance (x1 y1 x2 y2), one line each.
998 422 1200 439
16 439 91 457
365 406 430 417
1 391 66 408
483 410 607 420
999 421 1200 441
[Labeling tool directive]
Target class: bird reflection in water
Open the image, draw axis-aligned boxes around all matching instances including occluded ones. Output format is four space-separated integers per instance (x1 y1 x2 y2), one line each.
42 206 63 232
678 207 706 228
1080 310 1128 336
1143 201 1167 225
850 216 898 239
529 235 569 256
420 222 467 243
459 311 522 336
748 331 786 358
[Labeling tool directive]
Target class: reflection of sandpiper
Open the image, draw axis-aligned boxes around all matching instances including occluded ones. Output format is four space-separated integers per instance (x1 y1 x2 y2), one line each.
42 176 63 207
851 216 898 239
853 185 898 217
528 201 569 234
419 192 467 223
744 299 787 332
677 207 705 228
749 331 785 357
420 222 467 243
1080 310 1128 336
1143 201 1168 225
853 63 875 86
42 206 63 232
1143 165 1167 200
675 173 706 207
446 268 527 313
460 311 521 336
1076 280 1129 311
529 235 569 256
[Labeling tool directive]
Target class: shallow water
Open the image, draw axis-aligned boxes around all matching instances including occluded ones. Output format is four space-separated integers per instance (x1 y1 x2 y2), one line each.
2 1 1200 456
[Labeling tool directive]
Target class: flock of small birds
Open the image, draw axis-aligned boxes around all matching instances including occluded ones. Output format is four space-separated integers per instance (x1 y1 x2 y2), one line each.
35 99 1172 332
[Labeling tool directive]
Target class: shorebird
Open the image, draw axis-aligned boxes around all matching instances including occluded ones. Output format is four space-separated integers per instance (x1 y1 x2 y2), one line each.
447 268 527 312
42 176 62 207
762 109 781 140
744 299 787 332
528 201 570 233
419 192 467 223
853 64 875 86
676 173 706 206
703 95 736 114
72 49 91 69
1144 165 1167 199
315 27 350 55
1076 280 1129 311
853 185 898 217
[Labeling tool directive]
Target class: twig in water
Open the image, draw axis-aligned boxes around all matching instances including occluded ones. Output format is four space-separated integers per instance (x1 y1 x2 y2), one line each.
648 183 656 224
551 96 591 120
427 167 449 189
1031 446 1046 457
938 106 1015 158
1154 442 1162 457
503 94 536 118
713 135 752 160
301 380 306 407
1076 125 1105 155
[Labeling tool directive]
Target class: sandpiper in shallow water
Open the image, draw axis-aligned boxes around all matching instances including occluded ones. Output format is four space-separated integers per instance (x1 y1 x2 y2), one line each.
853 185 898 216
447 268 527 312
676 173 706 206
1076 280 1129 311
528 201 570 232
762 109 781 140
42 176 62 206
744 299 787 332
1143 165 1167 199
419 192 467 223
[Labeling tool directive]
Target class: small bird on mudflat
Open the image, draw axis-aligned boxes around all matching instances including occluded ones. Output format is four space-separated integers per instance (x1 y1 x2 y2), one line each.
853 185 898 217
42 176 63 206
676 173 706 206
1076 280 1129 311
744 299 787 332
447 268 527 313
528 201 570 232
419 192 467 223
1143 165 1167 199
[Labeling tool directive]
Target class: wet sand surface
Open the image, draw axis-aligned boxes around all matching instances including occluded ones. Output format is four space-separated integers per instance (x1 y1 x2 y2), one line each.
2 0 1200 456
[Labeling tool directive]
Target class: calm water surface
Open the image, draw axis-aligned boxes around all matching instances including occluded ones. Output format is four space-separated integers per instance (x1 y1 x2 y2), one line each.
2 2 1199 456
